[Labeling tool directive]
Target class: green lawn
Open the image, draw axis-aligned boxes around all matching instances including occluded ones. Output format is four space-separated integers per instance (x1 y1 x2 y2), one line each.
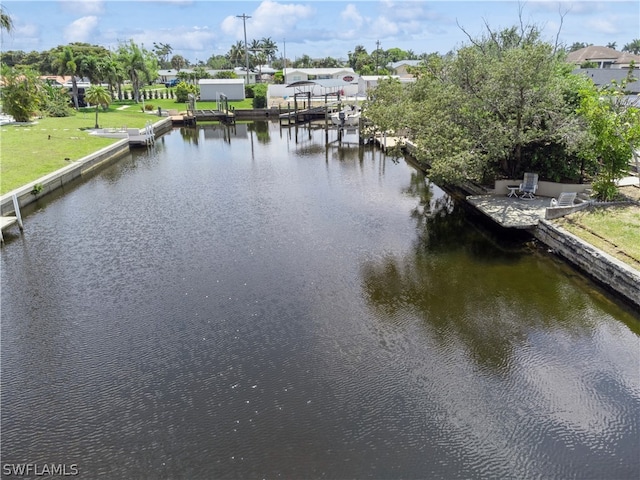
0 99 254 194
555 205 640 270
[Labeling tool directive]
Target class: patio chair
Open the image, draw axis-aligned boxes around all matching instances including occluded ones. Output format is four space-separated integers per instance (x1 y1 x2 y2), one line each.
519 172 539 199
550 192 577 207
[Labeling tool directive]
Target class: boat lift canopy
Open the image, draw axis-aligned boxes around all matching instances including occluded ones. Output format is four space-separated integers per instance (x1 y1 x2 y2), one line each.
285 79 350 98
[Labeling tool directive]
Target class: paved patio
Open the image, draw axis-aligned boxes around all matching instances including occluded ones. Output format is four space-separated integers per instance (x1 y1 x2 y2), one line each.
466 194 550 229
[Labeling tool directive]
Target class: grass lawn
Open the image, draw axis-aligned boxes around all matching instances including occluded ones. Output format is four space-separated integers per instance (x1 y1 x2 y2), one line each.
554 205 640 270
0 98 254 194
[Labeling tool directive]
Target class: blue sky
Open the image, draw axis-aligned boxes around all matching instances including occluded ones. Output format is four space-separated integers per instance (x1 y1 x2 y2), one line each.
1 1 639 63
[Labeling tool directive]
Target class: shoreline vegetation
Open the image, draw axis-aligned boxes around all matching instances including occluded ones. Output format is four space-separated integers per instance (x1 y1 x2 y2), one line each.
1 100 639 277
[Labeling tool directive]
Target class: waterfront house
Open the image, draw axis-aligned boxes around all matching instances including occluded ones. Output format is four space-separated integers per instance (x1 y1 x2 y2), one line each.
566 46 640 69
389 60 422 78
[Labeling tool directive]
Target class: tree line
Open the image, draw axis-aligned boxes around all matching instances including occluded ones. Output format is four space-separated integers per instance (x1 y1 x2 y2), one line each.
1 7 638 199
364 25 640 201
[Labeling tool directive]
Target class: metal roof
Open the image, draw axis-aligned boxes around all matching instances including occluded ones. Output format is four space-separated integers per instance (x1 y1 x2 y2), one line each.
285 79 351 89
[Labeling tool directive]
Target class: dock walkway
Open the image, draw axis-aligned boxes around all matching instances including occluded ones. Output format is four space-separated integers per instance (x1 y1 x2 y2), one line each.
0 216 19 243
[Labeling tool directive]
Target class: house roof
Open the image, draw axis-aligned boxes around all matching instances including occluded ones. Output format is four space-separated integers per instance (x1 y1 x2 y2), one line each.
616 52 640 65
360 75 400 81
200 79 245 85
286 79 350 89
572 68 640 93
390 60 422 69
285 68 355 76
566 46 640 65
566 46 620 63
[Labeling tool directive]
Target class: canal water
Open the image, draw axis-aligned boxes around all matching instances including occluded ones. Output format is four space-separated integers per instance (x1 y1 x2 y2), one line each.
2 121 639 479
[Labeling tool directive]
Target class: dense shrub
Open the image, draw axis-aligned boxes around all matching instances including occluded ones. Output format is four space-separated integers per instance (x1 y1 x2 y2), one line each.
175 82 199 103
247 83 268 109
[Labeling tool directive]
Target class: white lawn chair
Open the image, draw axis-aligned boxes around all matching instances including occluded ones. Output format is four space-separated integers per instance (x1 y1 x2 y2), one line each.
550 192 577 207
519 172 539 199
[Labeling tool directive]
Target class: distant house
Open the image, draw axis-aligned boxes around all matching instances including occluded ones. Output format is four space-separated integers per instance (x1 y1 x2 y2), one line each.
357 75 416 96
566 46 640 69
41 75 71 87
389 60 422 78
573 68 640 92
157 68 257 85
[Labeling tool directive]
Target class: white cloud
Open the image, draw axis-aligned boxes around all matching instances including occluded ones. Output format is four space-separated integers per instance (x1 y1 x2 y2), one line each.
221 0 315 40
370 16 400 37
585 16 621 35
63 16 99 43
341 4 364 29
59 0 105 15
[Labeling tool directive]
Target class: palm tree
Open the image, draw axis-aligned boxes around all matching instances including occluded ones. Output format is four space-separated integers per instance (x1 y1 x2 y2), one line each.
84 84 111 128
260 37 278 64
118 40 149 103
170 54 187 71
227 41 245 67
1 6 13 31
293 54 313 68
153 42 173 68
248 39 262 68
53 46 80 109
80 54 102 85
98 54 124 100
622 39 640 54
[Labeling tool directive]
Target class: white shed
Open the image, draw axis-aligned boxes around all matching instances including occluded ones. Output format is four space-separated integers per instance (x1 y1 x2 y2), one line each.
199 79 246 101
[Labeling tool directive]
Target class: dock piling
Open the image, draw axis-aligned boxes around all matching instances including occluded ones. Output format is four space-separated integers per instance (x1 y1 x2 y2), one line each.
12 194 23 231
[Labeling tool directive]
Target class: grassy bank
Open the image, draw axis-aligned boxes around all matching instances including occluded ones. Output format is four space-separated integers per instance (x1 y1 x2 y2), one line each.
0 99 251 194
554 205 640 270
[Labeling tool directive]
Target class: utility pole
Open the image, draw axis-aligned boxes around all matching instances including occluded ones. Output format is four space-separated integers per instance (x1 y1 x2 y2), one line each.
237 13 251 85
283 38 286 82
375 39 380 75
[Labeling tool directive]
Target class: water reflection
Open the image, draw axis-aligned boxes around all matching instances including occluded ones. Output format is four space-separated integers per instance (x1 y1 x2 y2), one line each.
2 122 638 479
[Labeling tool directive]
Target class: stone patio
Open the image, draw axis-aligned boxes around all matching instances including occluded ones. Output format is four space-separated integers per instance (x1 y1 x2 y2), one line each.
466 194 550 229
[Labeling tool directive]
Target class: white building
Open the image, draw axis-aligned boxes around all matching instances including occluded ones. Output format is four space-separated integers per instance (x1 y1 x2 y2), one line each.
357 75 417 96
199 79 246 101
284 68 358 85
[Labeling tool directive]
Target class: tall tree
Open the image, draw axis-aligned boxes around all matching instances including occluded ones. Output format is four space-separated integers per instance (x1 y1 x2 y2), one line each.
622 39 640 54
0 65 42 122
568 42 589 52
1 6 13 31
577 71 640 199
118 40 152 103
227 41 245 67
98 54 125 99
293 54 313 68
170 54 187 71
80 54 102 84
152 42 173 68
365 25 592 185
53 46 81 109
260 37 278 64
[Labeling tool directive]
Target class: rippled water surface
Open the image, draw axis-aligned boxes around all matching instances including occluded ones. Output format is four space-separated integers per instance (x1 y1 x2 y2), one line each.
2 122 639 479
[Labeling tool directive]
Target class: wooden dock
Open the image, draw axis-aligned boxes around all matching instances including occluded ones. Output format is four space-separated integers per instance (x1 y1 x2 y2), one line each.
1 194 24 244
169 109 235 126
371 133 403 151
278 105 334 125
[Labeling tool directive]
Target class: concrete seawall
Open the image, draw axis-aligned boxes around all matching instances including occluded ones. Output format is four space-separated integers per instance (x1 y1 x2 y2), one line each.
535 219 640 310
1 117 172 216
400 143 639 310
